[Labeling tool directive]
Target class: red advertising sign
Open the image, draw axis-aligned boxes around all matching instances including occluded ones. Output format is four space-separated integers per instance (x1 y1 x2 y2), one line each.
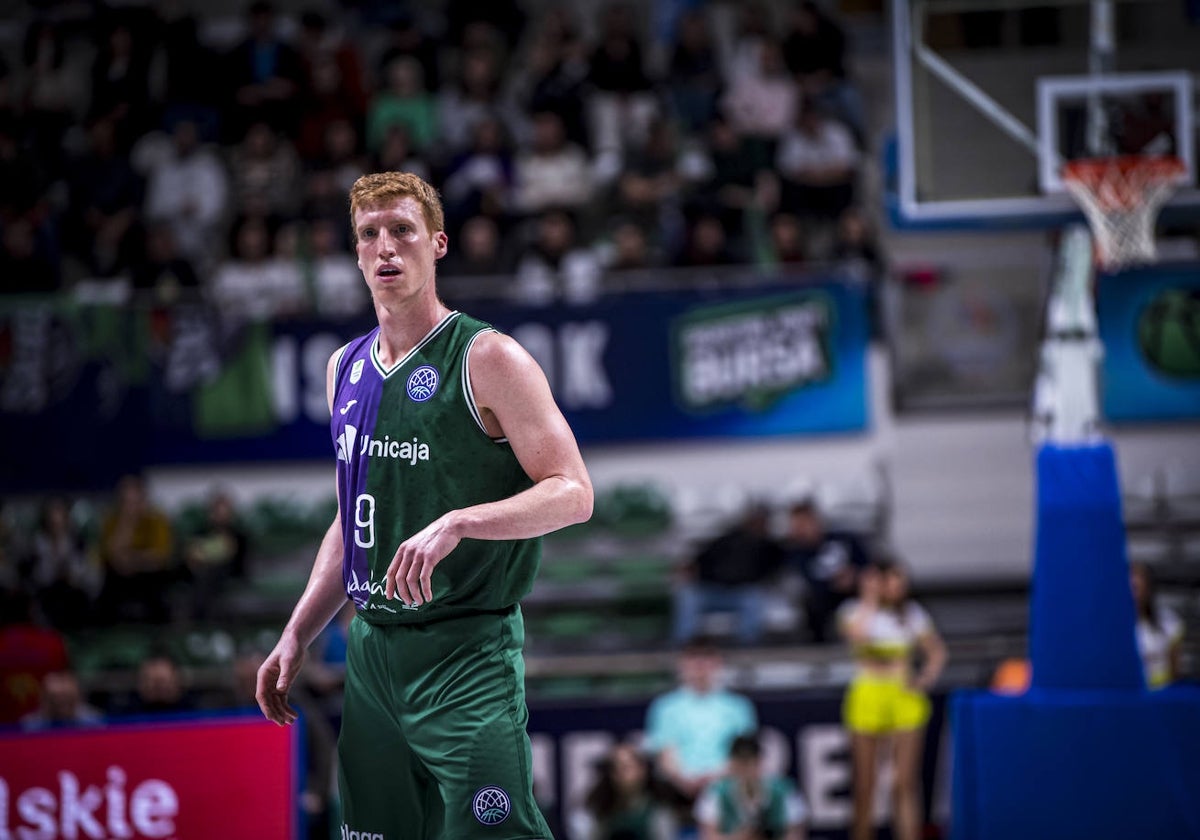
0 714 299 840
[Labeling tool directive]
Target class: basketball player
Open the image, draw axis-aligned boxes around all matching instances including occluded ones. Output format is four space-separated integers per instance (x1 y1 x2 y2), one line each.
256 171 593 839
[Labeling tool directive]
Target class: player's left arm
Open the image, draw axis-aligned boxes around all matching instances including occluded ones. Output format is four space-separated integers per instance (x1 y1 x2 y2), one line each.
385 330 593 606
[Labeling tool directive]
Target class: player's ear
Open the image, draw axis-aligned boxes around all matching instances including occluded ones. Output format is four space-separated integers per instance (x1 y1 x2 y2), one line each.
434 231 449 260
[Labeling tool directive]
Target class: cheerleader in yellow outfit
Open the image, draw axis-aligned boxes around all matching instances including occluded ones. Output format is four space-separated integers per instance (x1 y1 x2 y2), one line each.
837 558 947 840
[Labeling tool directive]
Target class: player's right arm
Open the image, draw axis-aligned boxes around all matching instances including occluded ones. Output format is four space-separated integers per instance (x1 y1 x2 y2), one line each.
257 349 351 726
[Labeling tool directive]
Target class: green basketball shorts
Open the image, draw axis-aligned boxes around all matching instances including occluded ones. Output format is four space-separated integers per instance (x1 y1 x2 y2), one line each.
336 606 552 840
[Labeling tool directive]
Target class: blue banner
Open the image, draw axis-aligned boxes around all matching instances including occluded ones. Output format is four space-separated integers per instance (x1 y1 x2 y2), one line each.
1097 262 1200 423
0 279 869 493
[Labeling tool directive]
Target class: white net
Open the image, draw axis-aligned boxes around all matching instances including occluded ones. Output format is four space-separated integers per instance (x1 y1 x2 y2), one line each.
1061 155 1186 271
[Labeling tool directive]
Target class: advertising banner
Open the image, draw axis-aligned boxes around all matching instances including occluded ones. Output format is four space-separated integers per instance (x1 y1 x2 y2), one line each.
0 280 870 492
0 713 301 840
528 689 949 840
1097 263 1200 422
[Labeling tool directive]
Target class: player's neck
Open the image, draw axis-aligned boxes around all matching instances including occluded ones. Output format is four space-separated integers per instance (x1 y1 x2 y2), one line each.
374 296 453 368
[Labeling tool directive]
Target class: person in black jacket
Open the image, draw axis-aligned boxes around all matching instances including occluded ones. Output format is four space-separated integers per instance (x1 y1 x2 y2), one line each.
671 503 784 646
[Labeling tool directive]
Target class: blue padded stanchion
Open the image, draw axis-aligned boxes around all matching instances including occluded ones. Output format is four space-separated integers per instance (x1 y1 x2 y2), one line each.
951 441 1200 840
1028 442 1143 690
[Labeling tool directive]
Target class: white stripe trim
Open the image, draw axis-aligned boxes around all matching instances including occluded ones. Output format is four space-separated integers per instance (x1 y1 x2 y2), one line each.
370 311 460 379
463 328 506 441
331 342 352 387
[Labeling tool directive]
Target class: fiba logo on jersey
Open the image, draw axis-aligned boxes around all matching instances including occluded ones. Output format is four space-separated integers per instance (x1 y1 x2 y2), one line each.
406 365 440 402
471 786 511 826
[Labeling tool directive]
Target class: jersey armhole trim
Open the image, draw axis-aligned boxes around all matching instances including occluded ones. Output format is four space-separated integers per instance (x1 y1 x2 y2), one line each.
331 342 351 390
463 328 509 444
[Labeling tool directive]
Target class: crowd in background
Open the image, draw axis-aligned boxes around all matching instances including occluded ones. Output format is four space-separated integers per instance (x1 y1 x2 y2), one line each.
1 0 885 314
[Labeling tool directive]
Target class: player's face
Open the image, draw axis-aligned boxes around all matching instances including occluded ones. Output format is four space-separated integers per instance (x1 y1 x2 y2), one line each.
354 196 448 305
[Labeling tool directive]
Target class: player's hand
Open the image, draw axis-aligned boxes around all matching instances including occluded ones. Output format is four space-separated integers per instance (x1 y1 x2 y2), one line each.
256 634 305 726
385 514 461 607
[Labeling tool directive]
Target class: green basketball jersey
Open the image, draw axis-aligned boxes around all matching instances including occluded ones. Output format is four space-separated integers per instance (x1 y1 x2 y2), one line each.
331 311 539 624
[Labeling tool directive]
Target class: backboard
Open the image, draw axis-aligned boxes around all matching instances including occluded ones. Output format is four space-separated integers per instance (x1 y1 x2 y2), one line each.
890 0 1200 230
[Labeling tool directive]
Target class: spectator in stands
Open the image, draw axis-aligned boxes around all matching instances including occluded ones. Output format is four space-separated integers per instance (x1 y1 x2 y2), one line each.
832 206 885 278
368 56 439 155
209 214 309 322
130 222 201 305
583 741 679 840
667 9 723 134
1 211 62 294
719 40 798 168
767 212 809 267
295 9 368 162
302 118 368 238
614 118 686 239
783 498 870 643
694 733 808 840
369 124 433 185
25 496 99 631
510 6 591 151
309 217 371 319
774 101 860 223
439 215 509 278
437 48 514 155
838 559 946 840
227 119 302 220
690 114 772 243
95 473 177 625
782 1 867 146
372 11 440 96
675 213 741 269
222 0 307 141
112 651 195 717
1131 561 1185 689
600 218 664 274
513 209 602 306
643 636 758 822
181 488 249 621
88 10 155 142
513 110 594 214
586 2 660 157
19 19 83 172
441 115 516 228
20 669 104 731
149 4 222 143
62 111 145 279
140 114 230 274
0 588 70 725
672 503 784 646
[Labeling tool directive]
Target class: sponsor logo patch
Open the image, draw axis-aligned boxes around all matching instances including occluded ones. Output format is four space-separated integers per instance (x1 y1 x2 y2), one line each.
472 786 511 826
406 365 439 402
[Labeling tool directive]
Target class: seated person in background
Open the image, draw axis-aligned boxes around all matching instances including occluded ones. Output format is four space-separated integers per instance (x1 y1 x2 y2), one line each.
26 495 100 630
1130 560 1185 688
644 637 758 823
783 499 869 643
695 733 808 840
20 669 104 731
774 101 859 222
582 742 679 840
838 559 946 840
673 503 784 646
118 651 197 717
96 473 176 624
0 589 70 725
182 488 249 621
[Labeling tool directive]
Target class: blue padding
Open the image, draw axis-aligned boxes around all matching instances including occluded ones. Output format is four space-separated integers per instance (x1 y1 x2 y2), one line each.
951 686 1200 840
1029 443 1144 690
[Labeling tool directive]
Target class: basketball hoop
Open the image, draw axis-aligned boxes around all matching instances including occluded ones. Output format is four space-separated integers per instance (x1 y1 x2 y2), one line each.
1061 155 1187 271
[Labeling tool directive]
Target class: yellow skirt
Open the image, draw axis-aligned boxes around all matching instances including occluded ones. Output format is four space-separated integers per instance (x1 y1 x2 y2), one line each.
842 673 931 735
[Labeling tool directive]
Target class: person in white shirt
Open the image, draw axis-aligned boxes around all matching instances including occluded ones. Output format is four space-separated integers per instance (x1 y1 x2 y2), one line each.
1130 561 1185 689
774 102 859 221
